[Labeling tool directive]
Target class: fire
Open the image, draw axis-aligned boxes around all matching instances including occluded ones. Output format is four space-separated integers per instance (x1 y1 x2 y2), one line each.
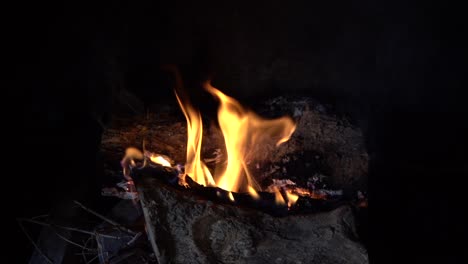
175 92 216 187
204 82 295 194
149 155 171 167
248 186 260 199
176 80 296 198
285 191 299 208
228 192 235 201
122 78 300 208
273 187 286 205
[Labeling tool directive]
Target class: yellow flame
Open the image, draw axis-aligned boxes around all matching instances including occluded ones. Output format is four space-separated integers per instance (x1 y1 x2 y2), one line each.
149 155 171 167
204 81 296 193
175 92 215 186
175 81 296 198
274 188 286 205
286 191 299 208
228 192 235 201
248 186 260 199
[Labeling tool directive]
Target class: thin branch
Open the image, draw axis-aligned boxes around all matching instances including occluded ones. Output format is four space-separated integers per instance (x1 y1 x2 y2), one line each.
95 231 106 263
51 228 97 252
91 112 107 130
86 254 99 264
138 189 163 264
18 217 121 239
81 235 94 263
17 219 54 264
81 249 88 263
108 250 138 264
126 232 142 247
31 214 49 220
73 200 136 235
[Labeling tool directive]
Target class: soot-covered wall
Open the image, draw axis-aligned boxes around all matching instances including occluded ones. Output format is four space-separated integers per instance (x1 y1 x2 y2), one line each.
19 1 466 263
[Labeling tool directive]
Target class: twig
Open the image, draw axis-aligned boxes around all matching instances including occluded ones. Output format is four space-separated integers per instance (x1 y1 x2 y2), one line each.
51 228 97 252
126 232 142 247
81 248 88 263
18 217 121 239
17 219 54 264
95 232 108 264
108 249 138 264
73 200 136 235
31 214 49 220
86 254 99 264
91 112 107 130
138 189 163 264
81 236 94 263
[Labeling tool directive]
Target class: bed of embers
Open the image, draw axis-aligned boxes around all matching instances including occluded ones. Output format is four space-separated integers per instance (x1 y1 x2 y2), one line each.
23 85 369 264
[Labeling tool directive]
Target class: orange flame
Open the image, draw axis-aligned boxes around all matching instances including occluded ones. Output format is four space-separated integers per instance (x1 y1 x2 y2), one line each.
228 192 235 201
175 92 216 187
204 81 296 193
273 188 286 205
248 186 260 199
285 190 299 208
175 81 296 200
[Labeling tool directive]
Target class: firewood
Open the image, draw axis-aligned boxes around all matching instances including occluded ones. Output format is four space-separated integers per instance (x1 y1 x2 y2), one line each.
135 175 368 264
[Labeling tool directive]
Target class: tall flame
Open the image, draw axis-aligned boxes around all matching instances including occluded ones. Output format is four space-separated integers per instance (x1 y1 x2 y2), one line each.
205 81 296 193
175 80 296 200
175 92 216 187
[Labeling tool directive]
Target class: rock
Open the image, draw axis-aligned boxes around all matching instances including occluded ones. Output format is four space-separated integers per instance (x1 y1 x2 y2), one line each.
136 176 368 264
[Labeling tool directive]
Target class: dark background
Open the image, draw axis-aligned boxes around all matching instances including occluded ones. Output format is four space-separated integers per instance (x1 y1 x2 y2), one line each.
18 0 467 263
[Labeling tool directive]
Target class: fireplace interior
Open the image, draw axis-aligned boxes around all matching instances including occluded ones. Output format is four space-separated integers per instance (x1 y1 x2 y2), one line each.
18 1 466 263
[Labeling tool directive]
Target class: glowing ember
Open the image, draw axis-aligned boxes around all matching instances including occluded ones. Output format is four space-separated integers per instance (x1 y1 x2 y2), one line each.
267 178 331 201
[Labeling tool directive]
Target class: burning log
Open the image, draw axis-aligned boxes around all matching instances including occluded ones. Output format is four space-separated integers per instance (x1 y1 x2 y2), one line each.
101 96 368 195
130 164 347 217
134 171 368 264
100 83 369 263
